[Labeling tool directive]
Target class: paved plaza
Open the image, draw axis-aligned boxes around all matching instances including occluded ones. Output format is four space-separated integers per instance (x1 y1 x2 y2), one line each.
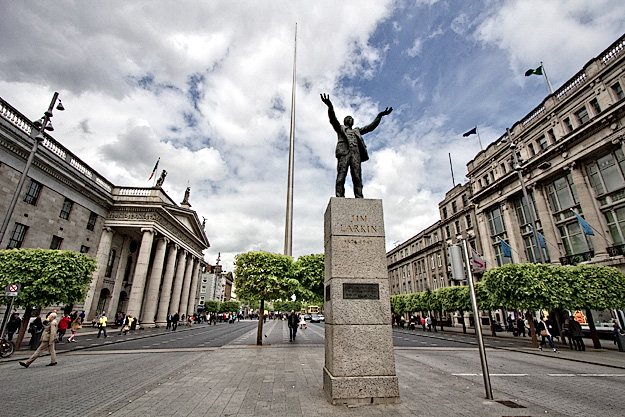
1 321 624 416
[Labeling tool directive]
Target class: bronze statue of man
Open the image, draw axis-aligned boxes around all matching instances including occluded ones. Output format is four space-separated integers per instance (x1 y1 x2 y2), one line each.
321 93 392 198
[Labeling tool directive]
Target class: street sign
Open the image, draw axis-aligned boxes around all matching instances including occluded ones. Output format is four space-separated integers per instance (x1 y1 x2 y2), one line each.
4 284 20 297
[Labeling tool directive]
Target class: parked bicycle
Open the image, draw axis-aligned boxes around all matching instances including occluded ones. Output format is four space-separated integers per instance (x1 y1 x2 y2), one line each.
0 336 15 358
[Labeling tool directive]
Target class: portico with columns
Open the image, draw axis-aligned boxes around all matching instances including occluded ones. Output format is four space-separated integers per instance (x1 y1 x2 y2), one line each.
83 187 209 326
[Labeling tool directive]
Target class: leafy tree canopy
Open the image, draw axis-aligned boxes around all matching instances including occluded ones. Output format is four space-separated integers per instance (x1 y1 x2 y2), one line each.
0 249 96 307
233 251 296 302
203 300 221 313
293 254 324 303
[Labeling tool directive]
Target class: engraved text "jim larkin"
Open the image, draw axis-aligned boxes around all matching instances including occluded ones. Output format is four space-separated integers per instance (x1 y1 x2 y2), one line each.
339 215 377 233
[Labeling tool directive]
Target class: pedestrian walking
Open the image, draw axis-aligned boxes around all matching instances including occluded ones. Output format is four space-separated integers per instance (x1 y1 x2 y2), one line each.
426 316 432 332
299 314 307 330
67 316 82 342
57 313 71 342
122 315 134 335
537 316 557 352
172 312 179 331
19 312 58 367
6 312 21 341
562 317 574 349
420 316 426 331
79 310 86 323
517 317 526 337
166 314 172 329
569 316 585 351
288 310 299 341
97 312 108 338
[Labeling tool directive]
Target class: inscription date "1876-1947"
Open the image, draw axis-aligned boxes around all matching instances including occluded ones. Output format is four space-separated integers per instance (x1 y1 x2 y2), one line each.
339 214 378 233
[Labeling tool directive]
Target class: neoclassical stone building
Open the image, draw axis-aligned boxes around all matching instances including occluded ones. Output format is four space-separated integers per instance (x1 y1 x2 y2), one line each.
0 96 209 326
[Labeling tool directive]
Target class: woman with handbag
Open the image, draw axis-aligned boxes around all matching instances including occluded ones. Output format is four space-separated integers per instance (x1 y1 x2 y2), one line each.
537 316 558 352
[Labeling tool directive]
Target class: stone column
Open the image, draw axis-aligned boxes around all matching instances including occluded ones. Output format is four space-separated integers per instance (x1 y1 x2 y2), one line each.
108 236 130 317
178 255 195 318
323 198 399 405
156 243 179 326
126 228 155 319
475 212 495 267
140 237 169 327
169 249 188 315
186 260 201 318
570 165 609 258
533 184 562 262
84 227 115 320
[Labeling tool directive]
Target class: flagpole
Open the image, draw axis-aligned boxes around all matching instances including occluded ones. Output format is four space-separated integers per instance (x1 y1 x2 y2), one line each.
475 125 484 151
449 153 455 187
541 62 554 95
284 23 297 257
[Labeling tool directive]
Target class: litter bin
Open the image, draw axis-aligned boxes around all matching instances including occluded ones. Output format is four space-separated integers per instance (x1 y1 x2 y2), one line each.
615 330 625 352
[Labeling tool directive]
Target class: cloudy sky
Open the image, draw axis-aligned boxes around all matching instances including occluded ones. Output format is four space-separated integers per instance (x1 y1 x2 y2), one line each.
2 0 625 273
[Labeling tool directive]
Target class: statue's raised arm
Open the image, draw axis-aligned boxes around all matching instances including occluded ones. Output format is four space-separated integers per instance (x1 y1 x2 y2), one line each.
321 93 341 132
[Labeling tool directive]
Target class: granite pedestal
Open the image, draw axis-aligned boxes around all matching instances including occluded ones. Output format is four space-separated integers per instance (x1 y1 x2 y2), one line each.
323 197 400 405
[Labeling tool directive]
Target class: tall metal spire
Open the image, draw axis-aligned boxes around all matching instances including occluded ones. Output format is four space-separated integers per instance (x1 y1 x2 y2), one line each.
284 23 297 256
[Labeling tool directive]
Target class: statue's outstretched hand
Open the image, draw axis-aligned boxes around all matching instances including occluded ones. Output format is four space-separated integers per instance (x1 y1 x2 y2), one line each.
321 93 333 108
380 107 393 116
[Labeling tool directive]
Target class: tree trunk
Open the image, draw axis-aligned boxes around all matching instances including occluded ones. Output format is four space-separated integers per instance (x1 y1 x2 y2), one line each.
553 309 567 346
526 310 538 348
439 309 444 331
585 308 601 349
15 306 33 351
488 310 496 337
256 300 264 346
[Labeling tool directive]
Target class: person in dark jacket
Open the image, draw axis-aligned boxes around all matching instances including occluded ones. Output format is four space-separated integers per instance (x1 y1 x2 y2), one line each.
287 310 299 342
172 312 180 331
6 313 21 341
537 316 557 352
569 316 585 351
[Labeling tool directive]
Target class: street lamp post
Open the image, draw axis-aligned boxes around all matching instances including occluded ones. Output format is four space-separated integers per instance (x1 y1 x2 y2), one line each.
0 92 64 247
507 128 544 264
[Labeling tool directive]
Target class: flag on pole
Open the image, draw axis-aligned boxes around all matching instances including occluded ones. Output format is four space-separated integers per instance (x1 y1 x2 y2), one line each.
471 248 486 272
463 127 477 137
499 238 512 258
572 210 595 236
525 66 543 77
529 225 547 249
148 158 160 181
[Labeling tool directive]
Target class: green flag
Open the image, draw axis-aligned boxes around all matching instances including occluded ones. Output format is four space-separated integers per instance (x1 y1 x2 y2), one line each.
525 66 543 77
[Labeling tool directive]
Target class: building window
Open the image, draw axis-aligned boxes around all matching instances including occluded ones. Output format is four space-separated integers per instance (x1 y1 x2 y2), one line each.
466 214 473 229
437 254 442 267
528 143 536 157
445 225 451 238
546 173 579 214
493 243 512 267
87 212 97 231
430 256 435 269
442 207 448 219
575 106 590 125
548 129 557 143
80 245 90 253
514 192 540 225
589 98 601 115
587 149 625 196
24 179 42 205
500 163 507 175
59 198 73 220
105 249 116 278
483 175 490 186
50 235 63 249
487 206 505 235
7 223 28 249
455 220 461 234
462 194 468 207
612 82 624 100
563 117 573 133
440 276 445 288
605 208 625 245
537 135 548 151
452 201 458 213
559 222 593 256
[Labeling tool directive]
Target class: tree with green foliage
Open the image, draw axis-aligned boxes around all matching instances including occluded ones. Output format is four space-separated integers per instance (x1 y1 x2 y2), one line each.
0 249 97 349
222 300 241 314
203 300 221 314
293 254 324 304
273 300 301 313
234 251 296 345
